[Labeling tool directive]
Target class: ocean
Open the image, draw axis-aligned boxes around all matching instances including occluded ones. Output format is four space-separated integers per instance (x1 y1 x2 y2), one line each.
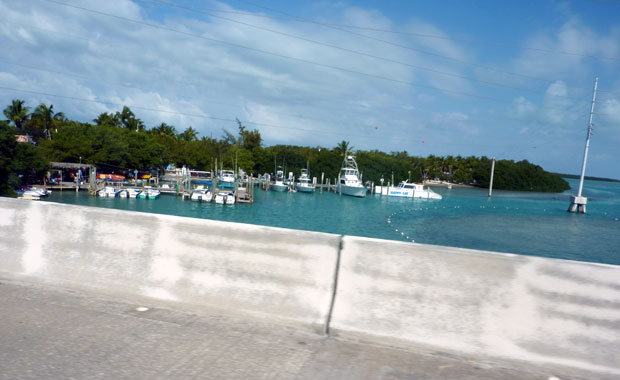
43 178 620 265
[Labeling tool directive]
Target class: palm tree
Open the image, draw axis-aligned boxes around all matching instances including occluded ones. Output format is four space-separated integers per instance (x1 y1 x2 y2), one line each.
125 117 145 132
93 112 120 127
151 122 177 137
3 99 31 132
334 140 353 156
178 126 198 142
33 103 65 140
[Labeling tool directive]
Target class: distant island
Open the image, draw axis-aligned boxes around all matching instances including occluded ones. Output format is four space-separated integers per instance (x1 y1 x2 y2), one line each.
553 173 620 183
2 99 570 196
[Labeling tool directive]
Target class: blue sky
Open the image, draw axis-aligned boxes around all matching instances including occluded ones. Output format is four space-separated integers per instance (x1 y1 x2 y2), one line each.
1 0 619 177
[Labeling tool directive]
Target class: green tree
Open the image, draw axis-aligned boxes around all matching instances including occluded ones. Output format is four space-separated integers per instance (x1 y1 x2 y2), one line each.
151 122 177 137
3 99 31 132
178 126 199 142
0 120 49 196
334 140 353 156
32 103 65 140
0 121 18 196
236 118 262 151
93 112 120 127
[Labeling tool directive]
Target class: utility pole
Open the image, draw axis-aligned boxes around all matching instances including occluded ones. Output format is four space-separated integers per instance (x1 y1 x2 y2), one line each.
568 77 598 214
488 157 496 197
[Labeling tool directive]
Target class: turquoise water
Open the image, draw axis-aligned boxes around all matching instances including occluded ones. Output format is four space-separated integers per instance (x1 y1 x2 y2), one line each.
44 178 620 265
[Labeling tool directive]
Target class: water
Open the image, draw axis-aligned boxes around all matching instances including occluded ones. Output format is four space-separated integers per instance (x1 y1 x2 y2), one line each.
43 178 620 265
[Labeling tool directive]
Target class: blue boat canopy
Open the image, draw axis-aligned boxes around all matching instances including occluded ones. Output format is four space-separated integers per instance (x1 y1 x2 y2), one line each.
194 180 214 185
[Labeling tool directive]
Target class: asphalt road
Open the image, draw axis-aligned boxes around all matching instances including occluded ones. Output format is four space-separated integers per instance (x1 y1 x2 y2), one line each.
0 278 605 380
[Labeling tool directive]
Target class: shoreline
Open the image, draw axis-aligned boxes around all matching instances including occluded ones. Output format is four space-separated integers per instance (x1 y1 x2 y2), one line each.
423 180 477 189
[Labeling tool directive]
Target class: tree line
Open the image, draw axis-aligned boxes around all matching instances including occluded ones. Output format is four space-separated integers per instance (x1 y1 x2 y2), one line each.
0 99 570 196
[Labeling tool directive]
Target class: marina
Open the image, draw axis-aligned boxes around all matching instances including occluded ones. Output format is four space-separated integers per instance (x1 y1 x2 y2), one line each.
42 177 620 266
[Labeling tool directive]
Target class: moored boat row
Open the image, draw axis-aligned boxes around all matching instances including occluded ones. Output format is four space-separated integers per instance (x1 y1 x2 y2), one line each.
97 186 160 199
263 154 442 200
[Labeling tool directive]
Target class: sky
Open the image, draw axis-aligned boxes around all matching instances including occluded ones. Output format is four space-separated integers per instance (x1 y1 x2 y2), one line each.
1 0 619 177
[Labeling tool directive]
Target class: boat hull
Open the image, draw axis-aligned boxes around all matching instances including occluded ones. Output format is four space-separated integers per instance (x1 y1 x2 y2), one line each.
191 191 213 202
376 186 442 200
138 191 160 199
340 185 367 198
295 184 315 193
270 183 289 192
215 192 235 204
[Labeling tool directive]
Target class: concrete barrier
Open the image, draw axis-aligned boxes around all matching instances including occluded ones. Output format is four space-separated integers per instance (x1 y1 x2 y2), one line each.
2 197 620 376
330 235 620 375
0 197 340 333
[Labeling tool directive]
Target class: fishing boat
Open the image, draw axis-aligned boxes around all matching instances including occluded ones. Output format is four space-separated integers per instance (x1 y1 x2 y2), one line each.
137 186 160 199
218 170 236 187
339 155 367 198
295 168 315 193
214 190 235 205
98 186 121 198
270 168 289 192
376 181 442 200
191 187 213 202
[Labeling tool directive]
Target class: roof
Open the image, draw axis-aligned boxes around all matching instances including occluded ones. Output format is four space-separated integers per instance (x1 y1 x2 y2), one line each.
49 162 94 169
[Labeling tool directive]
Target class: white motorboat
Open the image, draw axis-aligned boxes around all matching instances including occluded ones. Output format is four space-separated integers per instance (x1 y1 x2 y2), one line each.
28 187 51 196
191 187 213 202
214 190 235 205
270 168 289 192
18 189 42 200
98 186 121 198
295 168 315 193
375 181 442 200
218 170 236 187
137 186 160 199
120 188 141 198
339 155 367 198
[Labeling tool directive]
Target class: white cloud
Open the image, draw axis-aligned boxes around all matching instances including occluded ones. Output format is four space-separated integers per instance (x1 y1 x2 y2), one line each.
600 98 620 123
512 96 536 117
0 0 618 176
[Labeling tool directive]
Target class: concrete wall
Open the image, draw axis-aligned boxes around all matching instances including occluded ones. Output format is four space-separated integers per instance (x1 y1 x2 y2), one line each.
0 197 340 333
1 197 620 375
330 235 620 375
